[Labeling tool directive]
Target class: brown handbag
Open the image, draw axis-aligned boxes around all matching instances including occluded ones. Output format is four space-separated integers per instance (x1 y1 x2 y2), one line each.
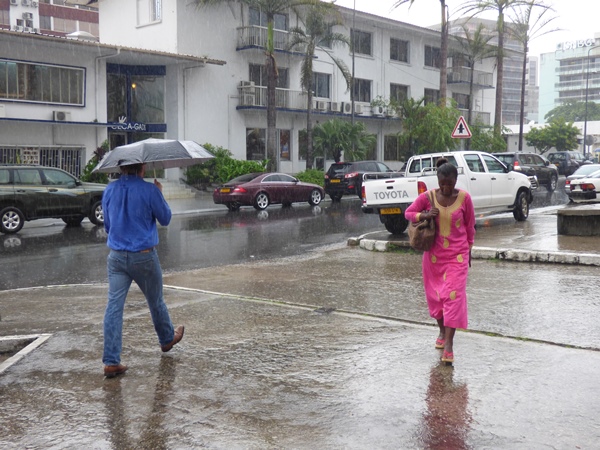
408 190 436 251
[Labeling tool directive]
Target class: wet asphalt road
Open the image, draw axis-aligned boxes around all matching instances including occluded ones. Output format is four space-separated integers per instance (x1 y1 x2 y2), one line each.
2 181 600 448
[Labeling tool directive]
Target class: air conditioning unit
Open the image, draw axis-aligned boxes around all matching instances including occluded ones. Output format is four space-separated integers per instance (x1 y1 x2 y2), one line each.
23 12 33 20
354 104 363 115
22 0 31 6
10 0 18 5
13 25 23 32
239 80 255 88
316 101 328 111
330 101 342 113
242 94 255 106
342 102 352 114
23 27 32 33
32 27 38 33
32 0 38 6
372 105 385 116
53 111 71 121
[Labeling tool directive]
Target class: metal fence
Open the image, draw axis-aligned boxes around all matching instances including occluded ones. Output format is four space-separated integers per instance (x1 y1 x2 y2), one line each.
0 146 83 177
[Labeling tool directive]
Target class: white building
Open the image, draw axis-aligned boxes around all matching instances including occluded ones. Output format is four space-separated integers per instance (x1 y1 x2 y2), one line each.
98 0 497 173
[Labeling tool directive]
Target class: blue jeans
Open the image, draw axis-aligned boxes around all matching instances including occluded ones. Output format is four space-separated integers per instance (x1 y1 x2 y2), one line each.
103 249 174 366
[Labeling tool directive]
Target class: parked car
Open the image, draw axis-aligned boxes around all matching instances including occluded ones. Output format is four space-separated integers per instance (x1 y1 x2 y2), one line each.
0 165 106 234
565 164 600 189
494 152 559 192
324 161 392 201
568 170 600 203
547 151 589 176
212 172 324 211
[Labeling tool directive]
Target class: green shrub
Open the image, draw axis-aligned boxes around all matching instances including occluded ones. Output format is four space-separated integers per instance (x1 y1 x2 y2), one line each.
184 144 267 187
80 140 109 184
295 169 324 187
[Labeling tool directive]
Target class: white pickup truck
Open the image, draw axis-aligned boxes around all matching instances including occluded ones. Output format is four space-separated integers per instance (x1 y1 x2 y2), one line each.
361 151 537 235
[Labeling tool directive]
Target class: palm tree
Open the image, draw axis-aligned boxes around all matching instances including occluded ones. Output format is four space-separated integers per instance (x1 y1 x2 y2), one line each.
394 0 449 102
289 4 351 169
194 0 321 172
313 119 376 163
452 23 496 140
459 0 529 135
509 1 557 150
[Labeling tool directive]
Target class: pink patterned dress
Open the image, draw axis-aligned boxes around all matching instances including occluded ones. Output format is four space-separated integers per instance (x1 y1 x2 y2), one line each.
405 189 475 329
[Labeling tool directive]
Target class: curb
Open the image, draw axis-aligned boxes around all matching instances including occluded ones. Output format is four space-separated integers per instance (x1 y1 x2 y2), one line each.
352 237 600 266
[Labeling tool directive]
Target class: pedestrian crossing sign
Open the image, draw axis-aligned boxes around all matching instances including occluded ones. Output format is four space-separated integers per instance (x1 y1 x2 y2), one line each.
452 116 472 139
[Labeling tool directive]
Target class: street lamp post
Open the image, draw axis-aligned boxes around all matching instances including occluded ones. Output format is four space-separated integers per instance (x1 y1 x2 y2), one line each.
583 44 599 159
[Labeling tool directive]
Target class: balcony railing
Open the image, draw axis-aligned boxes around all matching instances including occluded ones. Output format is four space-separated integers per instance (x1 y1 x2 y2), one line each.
447 68 494 88
237 26 305 53
458 109 491 126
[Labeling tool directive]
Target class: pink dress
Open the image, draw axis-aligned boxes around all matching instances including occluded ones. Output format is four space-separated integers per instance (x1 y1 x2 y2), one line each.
405 189 475 329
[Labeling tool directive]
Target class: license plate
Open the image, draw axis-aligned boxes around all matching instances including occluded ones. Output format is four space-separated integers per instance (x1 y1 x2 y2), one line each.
220 188 231 193
380 207 401 214
330 179 341 183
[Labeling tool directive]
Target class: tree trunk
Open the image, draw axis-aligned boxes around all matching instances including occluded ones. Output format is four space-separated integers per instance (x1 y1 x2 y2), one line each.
494 11 505 134
306 89 314 169
439 0 448 103
266 15 278 172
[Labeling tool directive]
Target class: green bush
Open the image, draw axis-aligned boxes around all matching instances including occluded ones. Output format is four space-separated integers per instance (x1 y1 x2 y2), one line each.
295 169 324 187
80 140 109 184
184 144 267 187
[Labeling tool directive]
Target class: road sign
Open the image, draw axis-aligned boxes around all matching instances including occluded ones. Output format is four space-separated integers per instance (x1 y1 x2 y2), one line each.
452 116 472 139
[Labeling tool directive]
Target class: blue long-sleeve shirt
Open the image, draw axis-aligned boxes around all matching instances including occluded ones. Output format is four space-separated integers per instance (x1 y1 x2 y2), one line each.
102 175 171 252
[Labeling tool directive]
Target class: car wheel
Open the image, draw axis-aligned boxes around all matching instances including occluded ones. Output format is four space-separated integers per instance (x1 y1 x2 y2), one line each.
226 203 240 212
309 189 322 206
89 200 104 225
0 206 25 234
383 215 408 235
63 216 85 226
329 193 342 202
513 190 530 221
547 174 557 192
253 192 270 210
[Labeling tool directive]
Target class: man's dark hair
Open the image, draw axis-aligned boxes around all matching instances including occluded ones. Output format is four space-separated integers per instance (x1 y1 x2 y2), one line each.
436 157 458 178
120 163 144 175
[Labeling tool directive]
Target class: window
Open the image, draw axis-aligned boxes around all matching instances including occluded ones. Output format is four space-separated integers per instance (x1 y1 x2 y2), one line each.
249 64 289 88
424 88 439 105
351 29 372 56
137 0 161 26
453 93 470 110
0 9 9 26
249 8 288 31
390 83 408 103
390 38 409 63
464 154 484 172
0 59 84 105
425 45 441 68
53 18 78 34
353 78 372 103
39 15 51 30
246 128 291 161
365 135 377 160
483 155 506 173
131 75 165 123
384 135 401 161
312 72 331 98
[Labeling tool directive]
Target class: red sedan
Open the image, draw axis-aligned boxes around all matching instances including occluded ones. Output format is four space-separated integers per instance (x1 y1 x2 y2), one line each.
213 172 324 211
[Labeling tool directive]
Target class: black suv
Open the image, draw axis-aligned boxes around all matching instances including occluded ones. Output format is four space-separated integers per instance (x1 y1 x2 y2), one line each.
0 165 106 234
547 151 589 176
324 161 392 200
495 152 559 192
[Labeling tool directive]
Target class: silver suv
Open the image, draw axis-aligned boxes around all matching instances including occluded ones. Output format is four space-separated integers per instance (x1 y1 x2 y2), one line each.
0 165 106 234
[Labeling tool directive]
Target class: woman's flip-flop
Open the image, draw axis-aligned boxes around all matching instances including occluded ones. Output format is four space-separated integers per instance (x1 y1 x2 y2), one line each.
441 351 454 365
435 338 445 349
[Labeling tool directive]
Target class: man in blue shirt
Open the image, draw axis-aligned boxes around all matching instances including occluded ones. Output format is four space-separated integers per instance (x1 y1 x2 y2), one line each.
102 163 184 378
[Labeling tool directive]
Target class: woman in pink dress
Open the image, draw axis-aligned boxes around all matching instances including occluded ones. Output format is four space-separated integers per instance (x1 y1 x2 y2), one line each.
405 158 475 364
